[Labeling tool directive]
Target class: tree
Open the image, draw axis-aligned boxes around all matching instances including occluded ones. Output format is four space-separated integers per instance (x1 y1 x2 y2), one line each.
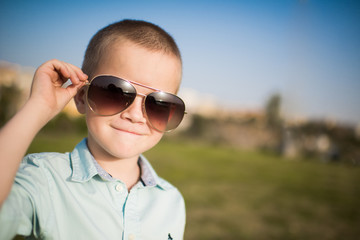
265 93 282 128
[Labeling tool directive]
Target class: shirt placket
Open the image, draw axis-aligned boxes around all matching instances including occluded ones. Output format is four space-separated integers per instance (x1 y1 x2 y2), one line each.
123 184 141 240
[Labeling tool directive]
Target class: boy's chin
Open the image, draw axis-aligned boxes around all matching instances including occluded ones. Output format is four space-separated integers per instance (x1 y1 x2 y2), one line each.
91 136 162 161
104 146 150 161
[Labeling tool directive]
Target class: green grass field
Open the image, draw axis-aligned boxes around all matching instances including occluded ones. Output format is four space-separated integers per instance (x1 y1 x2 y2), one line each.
26 133 360 240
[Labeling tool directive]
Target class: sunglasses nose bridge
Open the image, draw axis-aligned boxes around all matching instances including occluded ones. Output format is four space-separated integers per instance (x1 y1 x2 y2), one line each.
119 94 147 123
136 92 147 98
135 92 147 107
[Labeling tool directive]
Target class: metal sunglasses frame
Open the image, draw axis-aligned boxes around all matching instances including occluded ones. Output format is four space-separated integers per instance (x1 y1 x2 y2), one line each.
84 74 186 132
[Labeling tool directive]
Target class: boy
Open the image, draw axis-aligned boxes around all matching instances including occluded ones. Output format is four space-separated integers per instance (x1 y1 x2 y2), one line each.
0 19 186 239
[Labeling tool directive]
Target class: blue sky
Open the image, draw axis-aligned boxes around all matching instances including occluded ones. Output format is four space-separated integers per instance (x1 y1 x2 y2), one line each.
1 0 359 125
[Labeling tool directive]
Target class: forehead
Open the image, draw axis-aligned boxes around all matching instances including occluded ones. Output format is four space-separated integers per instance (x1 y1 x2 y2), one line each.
95 40 182 94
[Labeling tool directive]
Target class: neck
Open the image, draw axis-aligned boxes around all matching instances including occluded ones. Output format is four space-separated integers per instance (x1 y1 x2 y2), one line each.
97 157 141 191
86 137 141 191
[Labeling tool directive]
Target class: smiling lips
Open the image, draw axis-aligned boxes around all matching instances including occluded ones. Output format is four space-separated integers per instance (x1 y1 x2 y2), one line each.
111 126 145 136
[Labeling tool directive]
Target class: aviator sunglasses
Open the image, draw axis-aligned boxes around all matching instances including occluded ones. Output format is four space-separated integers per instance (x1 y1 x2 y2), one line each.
85 75 186 132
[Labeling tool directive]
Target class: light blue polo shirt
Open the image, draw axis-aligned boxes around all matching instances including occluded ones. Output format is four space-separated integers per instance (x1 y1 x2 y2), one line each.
0 138 185 240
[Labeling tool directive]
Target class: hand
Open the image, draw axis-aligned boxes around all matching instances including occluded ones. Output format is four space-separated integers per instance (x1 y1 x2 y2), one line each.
29 59 88 118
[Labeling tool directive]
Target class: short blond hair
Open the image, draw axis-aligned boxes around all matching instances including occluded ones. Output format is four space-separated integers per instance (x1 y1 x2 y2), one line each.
82 19 182 79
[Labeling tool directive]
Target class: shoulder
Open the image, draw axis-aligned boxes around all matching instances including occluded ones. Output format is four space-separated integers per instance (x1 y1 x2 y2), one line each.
11 152 71 202
20 152 72 178
156 177 185 205
24 151 69 160
139 155 184 202
23 152 70 167
157 177 180 192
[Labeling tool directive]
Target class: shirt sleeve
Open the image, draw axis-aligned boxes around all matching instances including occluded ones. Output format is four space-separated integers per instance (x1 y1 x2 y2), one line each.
0 155 49 239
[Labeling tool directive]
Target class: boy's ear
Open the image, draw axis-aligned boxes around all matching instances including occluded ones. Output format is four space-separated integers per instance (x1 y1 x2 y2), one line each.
74 86 87 114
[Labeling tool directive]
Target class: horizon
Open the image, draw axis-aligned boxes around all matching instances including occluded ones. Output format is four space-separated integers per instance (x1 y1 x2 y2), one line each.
0 59 358 128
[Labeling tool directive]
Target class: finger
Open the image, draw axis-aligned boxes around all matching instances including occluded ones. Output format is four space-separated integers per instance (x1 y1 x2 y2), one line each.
67 63 88 81
65 80 87 98
63 62 80 85
49 59 71 80
64 62 89 86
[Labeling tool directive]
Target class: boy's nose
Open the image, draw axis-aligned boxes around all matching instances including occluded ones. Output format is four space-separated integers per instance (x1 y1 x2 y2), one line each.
120 96 146 124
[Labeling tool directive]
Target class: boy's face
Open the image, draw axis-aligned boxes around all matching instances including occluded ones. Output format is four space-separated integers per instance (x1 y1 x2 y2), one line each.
79 40 182 161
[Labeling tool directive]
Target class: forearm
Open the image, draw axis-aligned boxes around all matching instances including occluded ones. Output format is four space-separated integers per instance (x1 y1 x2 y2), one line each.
0 99 53 205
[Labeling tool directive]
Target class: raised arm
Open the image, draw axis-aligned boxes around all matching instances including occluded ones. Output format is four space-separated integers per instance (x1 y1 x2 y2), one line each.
0 59 88 206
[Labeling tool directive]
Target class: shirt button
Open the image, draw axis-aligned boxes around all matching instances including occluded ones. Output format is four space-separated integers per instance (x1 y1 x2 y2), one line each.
129 234 135 240
115 184 124 192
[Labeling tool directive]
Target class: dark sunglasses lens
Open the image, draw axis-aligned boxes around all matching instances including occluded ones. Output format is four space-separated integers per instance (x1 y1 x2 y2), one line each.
145 92 185 132
87 76 136 115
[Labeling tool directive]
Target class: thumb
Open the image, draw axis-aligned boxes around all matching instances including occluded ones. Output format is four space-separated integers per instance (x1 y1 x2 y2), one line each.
65 81 87 99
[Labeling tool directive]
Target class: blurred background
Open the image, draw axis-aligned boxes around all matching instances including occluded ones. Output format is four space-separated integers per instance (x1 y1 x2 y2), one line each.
1 0 360 239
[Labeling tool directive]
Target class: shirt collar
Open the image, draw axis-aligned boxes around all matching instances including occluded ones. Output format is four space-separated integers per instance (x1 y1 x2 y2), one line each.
70 138 98 182
69 138 167 190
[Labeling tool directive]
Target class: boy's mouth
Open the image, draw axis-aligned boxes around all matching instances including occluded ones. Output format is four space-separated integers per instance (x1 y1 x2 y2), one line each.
111 126 144 136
